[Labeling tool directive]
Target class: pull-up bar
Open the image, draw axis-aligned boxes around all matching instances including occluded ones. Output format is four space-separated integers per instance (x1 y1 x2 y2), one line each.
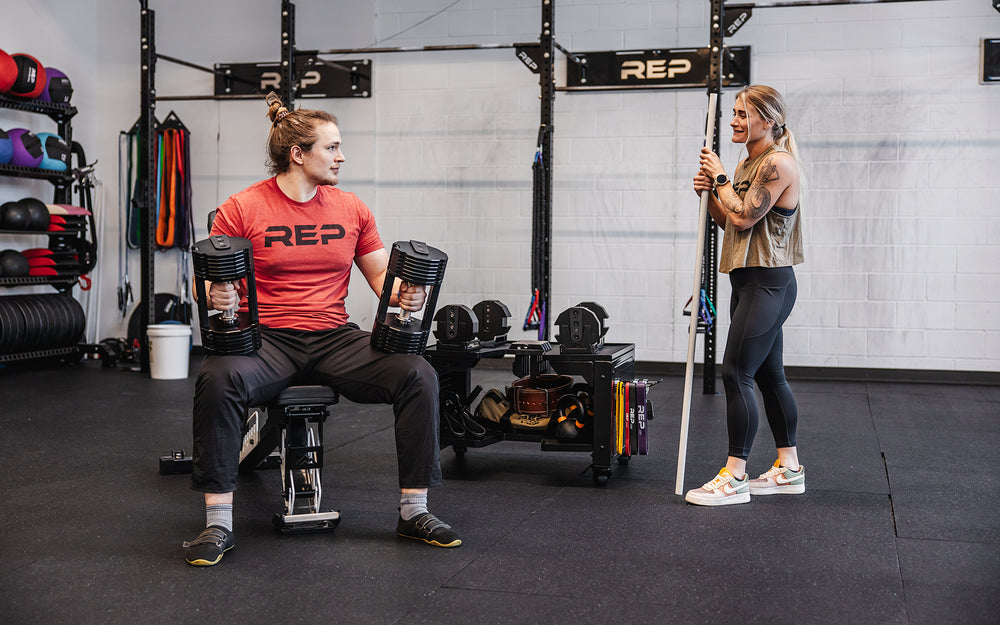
726 0 936 7
153 53 265 101
303 43 521 55
727 0 935 6
301 40 585 65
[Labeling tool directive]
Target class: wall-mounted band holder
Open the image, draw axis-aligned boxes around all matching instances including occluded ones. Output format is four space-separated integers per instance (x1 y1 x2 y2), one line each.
371 240 448 354
554 301 609 354
191 234 261 355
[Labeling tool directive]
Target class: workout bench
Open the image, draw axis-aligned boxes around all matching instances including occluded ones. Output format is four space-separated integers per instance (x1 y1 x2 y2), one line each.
161 384 342 534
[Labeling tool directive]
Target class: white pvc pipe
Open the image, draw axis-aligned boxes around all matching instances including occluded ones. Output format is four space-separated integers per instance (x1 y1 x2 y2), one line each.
675 92 719 496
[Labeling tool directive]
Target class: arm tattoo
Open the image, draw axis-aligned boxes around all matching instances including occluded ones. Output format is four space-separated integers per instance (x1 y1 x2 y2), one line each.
747 187 772 221
742 157 779 220
758 159 779 185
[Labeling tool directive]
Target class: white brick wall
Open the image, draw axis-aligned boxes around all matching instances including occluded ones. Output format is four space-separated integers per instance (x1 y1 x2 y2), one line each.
369 0 999 372
5 0 994 372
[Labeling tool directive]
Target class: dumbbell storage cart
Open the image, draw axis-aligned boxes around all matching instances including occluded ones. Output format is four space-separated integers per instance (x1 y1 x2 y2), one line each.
425 302 636 485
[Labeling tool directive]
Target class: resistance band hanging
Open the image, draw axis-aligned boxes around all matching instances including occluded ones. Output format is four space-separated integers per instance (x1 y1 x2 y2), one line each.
524 124 550 338
117 130 135 317
682 289 716 333
123 119 144 251
155 111 193 250
118 112 195 320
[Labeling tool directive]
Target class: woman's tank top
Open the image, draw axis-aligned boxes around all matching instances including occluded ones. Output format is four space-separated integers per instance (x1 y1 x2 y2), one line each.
718 145 804 273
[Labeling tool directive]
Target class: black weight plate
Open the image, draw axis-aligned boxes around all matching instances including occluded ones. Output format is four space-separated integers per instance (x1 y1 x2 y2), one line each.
32 294 63 349
3 300 25 354
28 294 58 351
9 296 34 352
31 295 62 349
0 299 15 352
5 297 29 354
38 294 68 347
39 294 70 347
63 295 86 344
19 295 44 351
56 294 84 346
17 295 45 352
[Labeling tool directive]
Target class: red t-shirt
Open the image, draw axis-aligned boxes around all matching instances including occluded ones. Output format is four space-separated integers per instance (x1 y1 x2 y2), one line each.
211 177 384 331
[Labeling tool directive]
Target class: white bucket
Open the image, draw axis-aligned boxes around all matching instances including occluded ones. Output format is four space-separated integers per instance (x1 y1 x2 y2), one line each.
147 323 192 380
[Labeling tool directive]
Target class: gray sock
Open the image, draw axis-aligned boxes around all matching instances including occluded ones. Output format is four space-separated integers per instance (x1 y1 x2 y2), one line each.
399 493 428 521
206 503 233 532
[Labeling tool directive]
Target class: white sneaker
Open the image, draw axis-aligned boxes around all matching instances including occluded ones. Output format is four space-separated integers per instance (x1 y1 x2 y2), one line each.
748 460 805 495
684 468 751 506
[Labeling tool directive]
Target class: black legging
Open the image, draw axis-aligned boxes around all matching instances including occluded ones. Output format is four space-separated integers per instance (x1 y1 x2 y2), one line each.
721 266 799 460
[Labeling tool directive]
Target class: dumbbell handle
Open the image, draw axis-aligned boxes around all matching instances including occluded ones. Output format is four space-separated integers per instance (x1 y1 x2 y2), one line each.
396 281 413 325
210 280 240 326
220 307 239 326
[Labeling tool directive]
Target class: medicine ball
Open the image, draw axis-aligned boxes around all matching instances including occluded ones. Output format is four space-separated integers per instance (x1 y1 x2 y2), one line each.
7 128 43 168
0 49 16 93
40 67 72 104
0 249 30 277
8 53 46 99
19 197 50 231
35 132 69 171
1 201 31 230
0 128 12 165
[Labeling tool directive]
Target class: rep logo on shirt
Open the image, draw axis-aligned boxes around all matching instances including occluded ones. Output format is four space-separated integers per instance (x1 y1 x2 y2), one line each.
264 224 346 247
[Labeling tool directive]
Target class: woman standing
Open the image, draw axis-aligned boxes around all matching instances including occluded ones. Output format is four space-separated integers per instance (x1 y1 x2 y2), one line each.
686 85 805 506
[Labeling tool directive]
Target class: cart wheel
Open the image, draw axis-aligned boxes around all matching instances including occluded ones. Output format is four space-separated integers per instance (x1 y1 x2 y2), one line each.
592 468 610 486
617 455 630 466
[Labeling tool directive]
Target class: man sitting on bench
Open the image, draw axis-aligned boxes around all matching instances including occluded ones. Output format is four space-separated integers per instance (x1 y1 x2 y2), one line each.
183 92 461 567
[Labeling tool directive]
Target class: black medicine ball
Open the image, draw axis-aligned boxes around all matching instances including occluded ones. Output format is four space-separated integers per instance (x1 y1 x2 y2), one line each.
0 249 30 277
1 200 31 230
19 197 50 231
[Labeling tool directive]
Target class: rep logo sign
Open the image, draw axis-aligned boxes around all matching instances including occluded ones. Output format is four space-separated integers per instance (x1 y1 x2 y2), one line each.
620 58 692 81
214 57 371 99
565 47 750 91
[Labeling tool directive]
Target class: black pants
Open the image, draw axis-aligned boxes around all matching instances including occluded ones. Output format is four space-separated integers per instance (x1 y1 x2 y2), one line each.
722 266 799 460
191 324 441 493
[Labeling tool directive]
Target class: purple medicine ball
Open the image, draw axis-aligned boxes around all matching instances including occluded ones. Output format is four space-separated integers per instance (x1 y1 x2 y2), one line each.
0 128 12 165
40 67 72 104
8 128 44 168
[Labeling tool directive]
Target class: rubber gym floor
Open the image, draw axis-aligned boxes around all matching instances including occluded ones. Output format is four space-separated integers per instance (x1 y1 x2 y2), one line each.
1 354 997 625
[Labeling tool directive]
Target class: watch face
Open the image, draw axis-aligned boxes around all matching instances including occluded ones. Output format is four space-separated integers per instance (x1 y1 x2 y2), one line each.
716 174 727 185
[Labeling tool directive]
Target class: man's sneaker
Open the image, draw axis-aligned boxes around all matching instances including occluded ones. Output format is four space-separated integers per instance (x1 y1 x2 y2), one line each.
749 460 805 495
684 468 751 506
396 512 462 548
183 526 234 566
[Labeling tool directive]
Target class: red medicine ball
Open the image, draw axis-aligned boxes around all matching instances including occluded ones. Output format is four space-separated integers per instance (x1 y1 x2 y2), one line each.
9 53 47 99
0 49 17 93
